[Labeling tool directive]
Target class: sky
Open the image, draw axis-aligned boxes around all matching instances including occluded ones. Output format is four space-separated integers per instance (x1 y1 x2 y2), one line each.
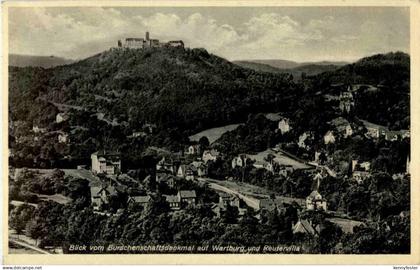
8 6 409 62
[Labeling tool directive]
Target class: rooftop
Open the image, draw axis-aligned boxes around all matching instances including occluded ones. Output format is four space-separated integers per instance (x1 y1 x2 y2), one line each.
178 190 197 198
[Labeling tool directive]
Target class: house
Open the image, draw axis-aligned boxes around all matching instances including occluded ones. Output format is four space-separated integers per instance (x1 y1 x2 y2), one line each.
339 90 355 113
259 198 276 212
156 172 178 188
90 185 118 211
202 149 220 163
401 130 410 139
164 195 181 210
177 164 198 180
232 154 248 168
351 160 371 183
178 190 197 207
292 219 317 235
351 160 371 172
278 118 291 134
253 160 274 173
187 145 200 155
314 151 327 165
406 155 410 174
32 125 47 134
127 195 152 208
278 165 294 178
177 164 189 178
361 120 386 139
156 157 178 174
142 123 157 134
91 151 121 175
211 203 222 218
399 211 410 220
218 193 240 209
306 190 327 211
385 130 400 141
56 113 69 124
190 161 208 177
329 117 353 138
352 171 371 183
58 133 69 143
324 131 336 145
298 132 312 150
129 131 147 138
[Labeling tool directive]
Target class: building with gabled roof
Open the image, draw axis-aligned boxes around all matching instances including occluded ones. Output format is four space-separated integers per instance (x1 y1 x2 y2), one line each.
178 190 196 207
91 150 121 175
90 185 118 211
202 149 220 163
324 130 336 145
292 219 316 235
278 118 291 135
164 195 181 210
127 195 152 207
306 190 327 211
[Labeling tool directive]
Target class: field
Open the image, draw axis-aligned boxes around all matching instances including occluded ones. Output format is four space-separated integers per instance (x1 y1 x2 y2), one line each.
247 149 312 170
62 168 102 186
189 123 242 144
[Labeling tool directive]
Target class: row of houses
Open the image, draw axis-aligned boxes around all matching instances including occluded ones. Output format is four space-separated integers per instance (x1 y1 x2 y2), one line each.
231 153 300 178
91 184 197 211
292 217 365 235
298 116 409 150
186 145 220 163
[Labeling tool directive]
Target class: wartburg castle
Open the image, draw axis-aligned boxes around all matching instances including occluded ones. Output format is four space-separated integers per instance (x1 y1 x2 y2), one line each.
117 31 184 49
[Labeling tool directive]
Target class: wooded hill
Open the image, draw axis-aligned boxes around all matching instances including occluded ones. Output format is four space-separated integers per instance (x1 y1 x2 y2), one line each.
9 48 409 166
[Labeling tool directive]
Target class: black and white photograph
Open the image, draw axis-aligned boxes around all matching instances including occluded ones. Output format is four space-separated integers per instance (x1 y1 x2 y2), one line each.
3 1 418 263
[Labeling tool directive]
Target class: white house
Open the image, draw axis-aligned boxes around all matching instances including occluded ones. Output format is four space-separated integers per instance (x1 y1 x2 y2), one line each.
232 154 248 169
202 149 220 163
91 151 121 175
278 118 291 134
58 133 69 143
306 190 327 211
32 125 47 134
298 132 312 150
56 113 69 124
324 131 336 145
187 145 200 155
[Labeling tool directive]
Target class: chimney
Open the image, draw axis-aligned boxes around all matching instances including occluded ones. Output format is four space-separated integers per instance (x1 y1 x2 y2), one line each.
146 31 150 41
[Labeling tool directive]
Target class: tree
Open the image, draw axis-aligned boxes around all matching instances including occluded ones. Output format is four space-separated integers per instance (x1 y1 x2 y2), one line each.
198 136 210 150
222 204 239 224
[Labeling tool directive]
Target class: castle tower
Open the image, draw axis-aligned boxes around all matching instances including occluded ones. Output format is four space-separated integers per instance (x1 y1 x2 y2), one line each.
146 31 150 41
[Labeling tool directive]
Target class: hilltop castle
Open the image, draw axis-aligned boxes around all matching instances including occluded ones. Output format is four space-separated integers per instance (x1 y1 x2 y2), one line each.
117 32 184 49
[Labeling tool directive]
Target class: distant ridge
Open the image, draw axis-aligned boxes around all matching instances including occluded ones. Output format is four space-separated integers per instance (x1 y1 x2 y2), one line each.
233 59 349 70
9 54 74 68
233 59 348 78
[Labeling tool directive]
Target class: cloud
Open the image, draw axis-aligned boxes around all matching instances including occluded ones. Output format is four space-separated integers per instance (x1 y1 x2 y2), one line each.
8 7 409 61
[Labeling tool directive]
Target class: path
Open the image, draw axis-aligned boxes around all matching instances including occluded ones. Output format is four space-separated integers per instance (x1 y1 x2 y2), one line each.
9 239 50 254
198 177 260 210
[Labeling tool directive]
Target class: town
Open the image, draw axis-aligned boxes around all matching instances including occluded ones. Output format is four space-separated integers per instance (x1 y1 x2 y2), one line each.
8 32 410 254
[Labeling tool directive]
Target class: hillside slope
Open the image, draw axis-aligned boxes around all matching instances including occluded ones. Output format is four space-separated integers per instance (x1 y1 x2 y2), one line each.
9 47 300 134
9 54 74 68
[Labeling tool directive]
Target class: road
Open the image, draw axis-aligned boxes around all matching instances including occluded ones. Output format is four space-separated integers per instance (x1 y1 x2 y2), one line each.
197 177 260 210
9 239 50 254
